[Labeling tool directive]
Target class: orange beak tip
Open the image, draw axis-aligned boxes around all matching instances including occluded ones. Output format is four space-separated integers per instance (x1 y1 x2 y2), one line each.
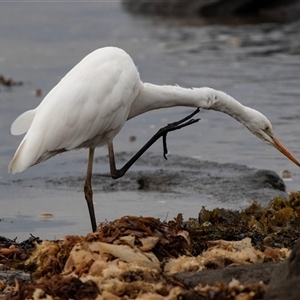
273 136 300 167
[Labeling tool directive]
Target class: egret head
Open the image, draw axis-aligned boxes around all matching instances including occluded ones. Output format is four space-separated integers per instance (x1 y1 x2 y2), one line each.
244 108 300 167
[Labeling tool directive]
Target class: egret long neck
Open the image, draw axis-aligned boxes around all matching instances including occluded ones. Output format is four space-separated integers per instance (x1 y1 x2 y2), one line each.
128 83 247 125
128 83 208 119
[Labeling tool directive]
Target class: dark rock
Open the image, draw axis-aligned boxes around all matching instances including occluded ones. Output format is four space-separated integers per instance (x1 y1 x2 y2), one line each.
122 0 300 23
172 261 278 287
264 279 300 300
264 239 300 300
250 170 286 191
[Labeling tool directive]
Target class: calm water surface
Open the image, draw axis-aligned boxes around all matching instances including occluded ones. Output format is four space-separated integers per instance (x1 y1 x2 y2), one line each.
1 2 300 240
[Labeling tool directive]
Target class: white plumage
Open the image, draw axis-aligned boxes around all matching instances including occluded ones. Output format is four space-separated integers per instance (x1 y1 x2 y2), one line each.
9 46 300 231
9 48 141 173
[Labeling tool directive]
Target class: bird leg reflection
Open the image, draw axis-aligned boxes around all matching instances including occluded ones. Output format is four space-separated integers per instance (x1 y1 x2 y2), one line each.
84 147 97 232
108 108 200 179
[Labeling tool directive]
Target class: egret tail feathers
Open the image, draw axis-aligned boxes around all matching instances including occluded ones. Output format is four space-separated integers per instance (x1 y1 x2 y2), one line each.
11 109 36 135
8 135 43 174
9 137 67 174
8 139 30 173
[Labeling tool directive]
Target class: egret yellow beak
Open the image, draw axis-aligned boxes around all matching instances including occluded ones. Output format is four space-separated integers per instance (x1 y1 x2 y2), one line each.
272 136 300 167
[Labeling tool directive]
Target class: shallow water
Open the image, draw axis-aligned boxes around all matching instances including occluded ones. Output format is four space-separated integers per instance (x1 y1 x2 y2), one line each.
1 2 300 240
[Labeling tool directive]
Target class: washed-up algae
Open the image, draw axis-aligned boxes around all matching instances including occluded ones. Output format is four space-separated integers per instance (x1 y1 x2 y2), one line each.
1 192 300 299
0 74 23 87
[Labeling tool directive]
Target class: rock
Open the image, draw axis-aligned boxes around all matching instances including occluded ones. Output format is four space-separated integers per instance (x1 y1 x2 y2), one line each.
264 239 300 300
0 270 31 285
93 153 289 206
172 261 278 287
13 153 288 208
122 0 300 23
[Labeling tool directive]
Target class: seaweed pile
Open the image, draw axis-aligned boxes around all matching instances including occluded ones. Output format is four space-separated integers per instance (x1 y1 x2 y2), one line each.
0 75 23 87
1 192 300 299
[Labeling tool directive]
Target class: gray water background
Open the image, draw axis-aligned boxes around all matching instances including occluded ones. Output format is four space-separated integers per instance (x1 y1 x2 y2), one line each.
0 2 300 240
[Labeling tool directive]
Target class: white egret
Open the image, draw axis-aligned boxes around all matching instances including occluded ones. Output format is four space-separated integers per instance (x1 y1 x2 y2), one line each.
8 47 300 232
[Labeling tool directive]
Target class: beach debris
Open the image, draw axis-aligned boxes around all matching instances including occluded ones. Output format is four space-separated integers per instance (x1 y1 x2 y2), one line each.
1 192 300 299
129 135 137 142
0 75 23 87
0 234 41 269
39 213 54 219
282 169 292 179
33 88 42 97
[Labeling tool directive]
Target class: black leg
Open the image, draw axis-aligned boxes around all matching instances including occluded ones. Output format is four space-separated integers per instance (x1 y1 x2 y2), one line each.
161 107 201 159
109 108 200 179
84 148 97 232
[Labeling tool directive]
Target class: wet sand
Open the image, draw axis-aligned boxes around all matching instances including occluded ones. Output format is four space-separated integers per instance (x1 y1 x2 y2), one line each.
1 153 289 240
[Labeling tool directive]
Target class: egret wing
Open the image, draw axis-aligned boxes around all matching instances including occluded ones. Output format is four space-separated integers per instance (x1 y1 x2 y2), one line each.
9 48 140 173
11 109 36 135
